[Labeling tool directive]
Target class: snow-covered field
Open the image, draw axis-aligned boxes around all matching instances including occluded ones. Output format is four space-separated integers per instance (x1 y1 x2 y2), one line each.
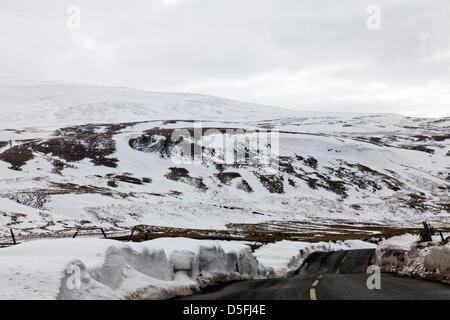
0 78 448 242
0 236 375 300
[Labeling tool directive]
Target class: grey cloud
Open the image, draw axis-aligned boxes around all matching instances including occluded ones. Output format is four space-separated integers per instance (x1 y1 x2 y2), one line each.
0 0 449 116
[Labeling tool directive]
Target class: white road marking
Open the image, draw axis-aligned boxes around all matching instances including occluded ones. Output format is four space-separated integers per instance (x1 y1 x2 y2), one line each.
310 278 320 300
310 288 317 300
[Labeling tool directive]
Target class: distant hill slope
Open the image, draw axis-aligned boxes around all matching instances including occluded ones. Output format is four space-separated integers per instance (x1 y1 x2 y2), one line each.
0 78 302 129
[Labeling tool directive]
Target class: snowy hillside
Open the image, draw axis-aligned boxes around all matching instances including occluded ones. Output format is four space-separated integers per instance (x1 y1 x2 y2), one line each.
0 79 448 242
0 78 300 130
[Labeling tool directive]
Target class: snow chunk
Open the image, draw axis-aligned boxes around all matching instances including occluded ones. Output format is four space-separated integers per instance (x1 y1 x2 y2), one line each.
375 234 450 284
424 244 450 275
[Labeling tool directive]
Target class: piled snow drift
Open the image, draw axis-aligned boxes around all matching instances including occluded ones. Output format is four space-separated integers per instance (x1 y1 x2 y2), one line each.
424 245 450 275
375 234 450 283
0 238 269 300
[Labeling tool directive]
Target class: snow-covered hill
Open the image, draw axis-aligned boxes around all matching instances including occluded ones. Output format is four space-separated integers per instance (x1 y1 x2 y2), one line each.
0 79 448 242
0 78 301 130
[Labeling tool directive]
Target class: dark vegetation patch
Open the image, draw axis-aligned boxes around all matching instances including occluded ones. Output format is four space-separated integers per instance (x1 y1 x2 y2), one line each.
0 122 141 170
437 202 450 213
0 141 8 149
280 155 404 198
22 183 135 199
130 131 180 158
395 192 448 213
288 179 296 187
405 193 428 212
165 167 190 180
413 135 429 142
370 137 382 143
107 180 118 188
51 183 125 196
0 144 34 170
0 212 27 226
278 157 296 174
105 173 152 186
115 175 143 185
165 167 207 191
255 173 284 193
298 171 349 197
307 178 318 189
237 179 253 193
215 171 241 185
52 122 137 137
431 134 450 142
33 133 118 168
295 155 318 170
110 174 141 185
51 159 75 175
2 129 26 134
1 193 49 210
280 156 349 197
400 145 435 154
336 162 402 192
304 156 318 169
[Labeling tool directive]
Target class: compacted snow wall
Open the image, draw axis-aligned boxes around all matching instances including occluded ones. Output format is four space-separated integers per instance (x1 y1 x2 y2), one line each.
0 238 272 300
59 241 271 300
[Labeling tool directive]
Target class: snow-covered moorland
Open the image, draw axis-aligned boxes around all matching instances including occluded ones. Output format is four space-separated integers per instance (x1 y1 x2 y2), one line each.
0 237 375 300
0 78 448 242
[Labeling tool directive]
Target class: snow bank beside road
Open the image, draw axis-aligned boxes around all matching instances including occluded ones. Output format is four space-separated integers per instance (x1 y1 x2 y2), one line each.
0 237 379 299
375 234 450 284
254 239 376 277
0 238 269 300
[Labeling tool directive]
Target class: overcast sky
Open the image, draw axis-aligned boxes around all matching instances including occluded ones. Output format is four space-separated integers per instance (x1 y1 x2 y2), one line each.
1 0 449 117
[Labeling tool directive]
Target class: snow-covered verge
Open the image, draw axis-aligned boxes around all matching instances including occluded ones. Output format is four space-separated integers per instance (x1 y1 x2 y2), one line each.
254 239 376 277
0 238 272 300
375 234 450 284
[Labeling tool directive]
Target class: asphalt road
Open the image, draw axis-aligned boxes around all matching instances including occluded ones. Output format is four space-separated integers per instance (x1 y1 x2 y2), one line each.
183 249 450 300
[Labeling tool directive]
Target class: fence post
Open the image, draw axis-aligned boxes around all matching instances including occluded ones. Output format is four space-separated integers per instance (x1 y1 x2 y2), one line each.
10 229 16 245
100 228 107 239
72 231 78 239
130 226 136 240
